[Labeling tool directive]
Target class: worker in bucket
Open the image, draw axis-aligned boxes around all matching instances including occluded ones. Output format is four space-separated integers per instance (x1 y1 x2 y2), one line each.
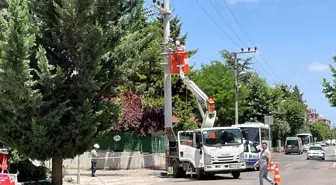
253 142 278 185
91 144 100 177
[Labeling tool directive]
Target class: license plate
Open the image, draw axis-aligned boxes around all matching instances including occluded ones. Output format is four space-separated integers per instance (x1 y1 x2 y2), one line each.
230 164 240 168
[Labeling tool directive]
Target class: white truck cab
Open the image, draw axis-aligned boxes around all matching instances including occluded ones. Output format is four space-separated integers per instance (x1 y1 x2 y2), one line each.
172 127 246 179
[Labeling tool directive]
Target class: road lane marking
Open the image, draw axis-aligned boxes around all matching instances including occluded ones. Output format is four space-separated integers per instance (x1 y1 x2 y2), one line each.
284 156 308 168
284 163 291 167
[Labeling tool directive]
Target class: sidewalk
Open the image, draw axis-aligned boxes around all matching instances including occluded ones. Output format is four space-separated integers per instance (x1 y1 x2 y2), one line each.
64 169 169 185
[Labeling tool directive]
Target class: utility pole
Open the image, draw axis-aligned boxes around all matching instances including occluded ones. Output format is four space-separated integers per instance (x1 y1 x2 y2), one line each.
154 0 172 128
153 0 172 172
76 155 80 184
233 47 257 125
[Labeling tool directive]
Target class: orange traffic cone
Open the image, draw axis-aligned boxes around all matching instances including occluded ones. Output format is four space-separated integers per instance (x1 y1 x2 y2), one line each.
268 159 275 173
274 164 281 184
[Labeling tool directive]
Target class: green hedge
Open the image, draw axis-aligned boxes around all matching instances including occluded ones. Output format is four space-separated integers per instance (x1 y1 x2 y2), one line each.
97 132 165 153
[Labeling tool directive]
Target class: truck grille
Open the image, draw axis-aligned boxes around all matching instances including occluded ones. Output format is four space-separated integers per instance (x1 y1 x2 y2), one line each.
212 156 239 164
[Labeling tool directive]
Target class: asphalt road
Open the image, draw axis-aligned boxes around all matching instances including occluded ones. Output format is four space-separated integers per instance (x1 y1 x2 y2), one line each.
65 146 336 185
158 146 336 185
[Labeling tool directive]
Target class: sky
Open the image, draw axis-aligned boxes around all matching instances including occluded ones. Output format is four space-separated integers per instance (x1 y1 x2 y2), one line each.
145 0 336 125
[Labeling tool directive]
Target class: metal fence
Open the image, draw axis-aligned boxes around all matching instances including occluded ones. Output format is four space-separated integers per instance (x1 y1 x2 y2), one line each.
97 132 165 153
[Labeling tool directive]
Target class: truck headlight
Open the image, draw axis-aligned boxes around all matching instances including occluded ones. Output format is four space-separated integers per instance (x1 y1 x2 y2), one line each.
205 153 212 164
239 152 244 162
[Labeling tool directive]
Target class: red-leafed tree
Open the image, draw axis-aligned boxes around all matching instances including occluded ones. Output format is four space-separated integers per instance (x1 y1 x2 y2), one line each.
112 88 143 131
111 88 164 135
139 107 164 136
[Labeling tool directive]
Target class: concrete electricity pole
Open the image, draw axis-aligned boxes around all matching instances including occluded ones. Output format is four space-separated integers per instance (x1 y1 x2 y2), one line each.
154 0 172 129
233 47 257 125
154 0 173 172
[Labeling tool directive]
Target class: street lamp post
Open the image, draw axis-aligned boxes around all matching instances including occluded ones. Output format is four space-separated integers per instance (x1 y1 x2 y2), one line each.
233 47 257 125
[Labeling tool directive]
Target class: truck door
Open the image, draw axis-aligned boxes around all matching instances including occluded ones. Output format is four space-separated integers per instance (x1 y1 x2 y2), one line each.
194 131 202 168
178 131 196 163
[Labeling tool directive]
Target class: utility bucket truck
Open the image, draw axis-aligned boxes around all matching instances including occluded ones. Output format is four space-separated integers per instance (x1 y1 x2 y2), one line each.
166 49 246 180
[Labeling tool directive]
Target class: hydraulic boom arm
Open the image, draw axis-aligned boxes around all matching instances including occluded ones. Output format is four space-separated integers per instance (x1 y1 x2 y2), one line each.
179 69 217 128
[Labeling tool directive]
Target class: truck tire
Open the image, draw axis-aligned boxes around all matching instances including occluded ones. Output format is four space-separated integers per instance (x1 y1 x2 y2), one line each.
231 171 240 179
205 173 215 179
196 168 205 180
172 160 185 178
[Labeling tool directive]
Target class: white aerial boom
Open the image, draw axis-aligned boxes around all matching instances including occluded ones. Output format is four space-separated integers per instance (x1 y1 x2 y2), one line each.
178 68 217 128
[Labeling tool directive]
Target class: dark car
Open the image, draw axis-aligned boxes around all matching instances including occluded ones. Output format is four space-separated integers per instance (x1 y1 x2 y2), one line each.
285 137 303 154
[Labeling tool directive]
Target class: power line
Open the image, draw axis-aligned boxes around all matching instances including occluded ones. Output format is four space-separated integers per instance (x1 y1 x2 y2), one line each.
208 0 279 83
208 0 247 47
221 0 284 83
250 56 280 84
195 0 241 48
195 0 282 84
258 52 284 83
196 0 278 84
221 0 256 47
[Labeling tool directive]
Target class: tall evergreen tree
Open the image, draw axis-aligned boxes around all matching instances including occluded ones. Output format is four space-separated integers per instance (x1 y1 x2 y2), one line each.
292 85 304 103
0 0 141 184
240 74 273 123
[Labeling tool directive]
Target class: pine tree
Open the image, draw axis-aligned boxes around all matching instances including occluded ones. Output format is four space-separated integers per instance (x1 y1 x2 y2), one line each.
111 8 199 134
0 0 141 184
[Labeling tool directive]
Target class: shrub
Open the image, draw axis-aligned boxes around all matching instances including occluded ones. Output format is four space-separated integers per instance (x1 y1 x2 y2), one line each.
8 149 47 182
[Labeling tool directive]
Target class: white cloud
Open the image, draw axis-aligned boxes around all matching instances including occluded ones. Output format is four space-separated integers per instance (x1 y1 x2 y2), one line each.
225 0 259 4
308 62 329 72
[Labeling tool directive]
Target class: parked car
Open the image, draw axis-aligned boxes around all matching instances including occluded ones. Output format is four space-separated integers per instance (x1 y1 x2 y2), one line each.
285 137 303 154
307 145 325 160
320 141 326 146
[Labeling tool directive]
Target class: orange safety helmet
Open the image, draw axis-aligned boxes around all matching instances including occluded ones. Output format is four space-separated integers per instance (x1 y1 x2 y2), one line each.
209 132 216 139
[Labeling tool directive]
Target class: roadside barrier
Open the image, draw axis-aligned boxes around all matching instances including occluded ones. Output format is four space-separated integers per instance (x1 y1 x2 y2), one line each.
79 153 165 160
59 153 167 171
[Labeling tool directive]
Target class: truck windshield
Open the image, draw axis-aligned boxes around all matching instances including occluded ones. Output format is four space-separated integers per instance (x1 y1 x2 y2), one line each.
297 135 309 145
202 129 243 146
240 127 260 145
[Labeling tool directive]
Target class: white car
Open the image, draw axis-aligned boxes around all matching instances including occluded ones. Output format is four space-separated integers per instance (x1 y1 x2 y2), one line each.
320 141 326 146
307 145 325 160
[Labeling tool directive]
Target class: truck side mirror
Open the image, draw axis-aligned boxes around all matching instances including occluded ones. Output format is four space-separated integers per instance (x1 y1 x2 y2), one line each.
197 142 203 149
199 142 203 155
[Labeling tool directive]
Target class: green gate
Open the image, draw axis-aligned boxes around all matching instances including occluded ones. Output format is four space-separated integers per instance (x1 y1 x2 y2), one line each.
97 132 165 153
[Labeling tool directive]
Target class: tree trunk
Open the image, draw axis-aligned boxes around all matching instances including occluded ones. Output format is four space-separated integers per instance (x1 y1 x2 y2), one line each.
52 156 63 185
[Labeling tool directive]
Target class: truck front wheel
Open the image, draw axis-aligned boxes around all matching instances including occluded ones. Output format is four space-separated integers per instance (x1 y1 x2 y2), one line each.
196 168 205 180
173 160 185 178
231 171 240 179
